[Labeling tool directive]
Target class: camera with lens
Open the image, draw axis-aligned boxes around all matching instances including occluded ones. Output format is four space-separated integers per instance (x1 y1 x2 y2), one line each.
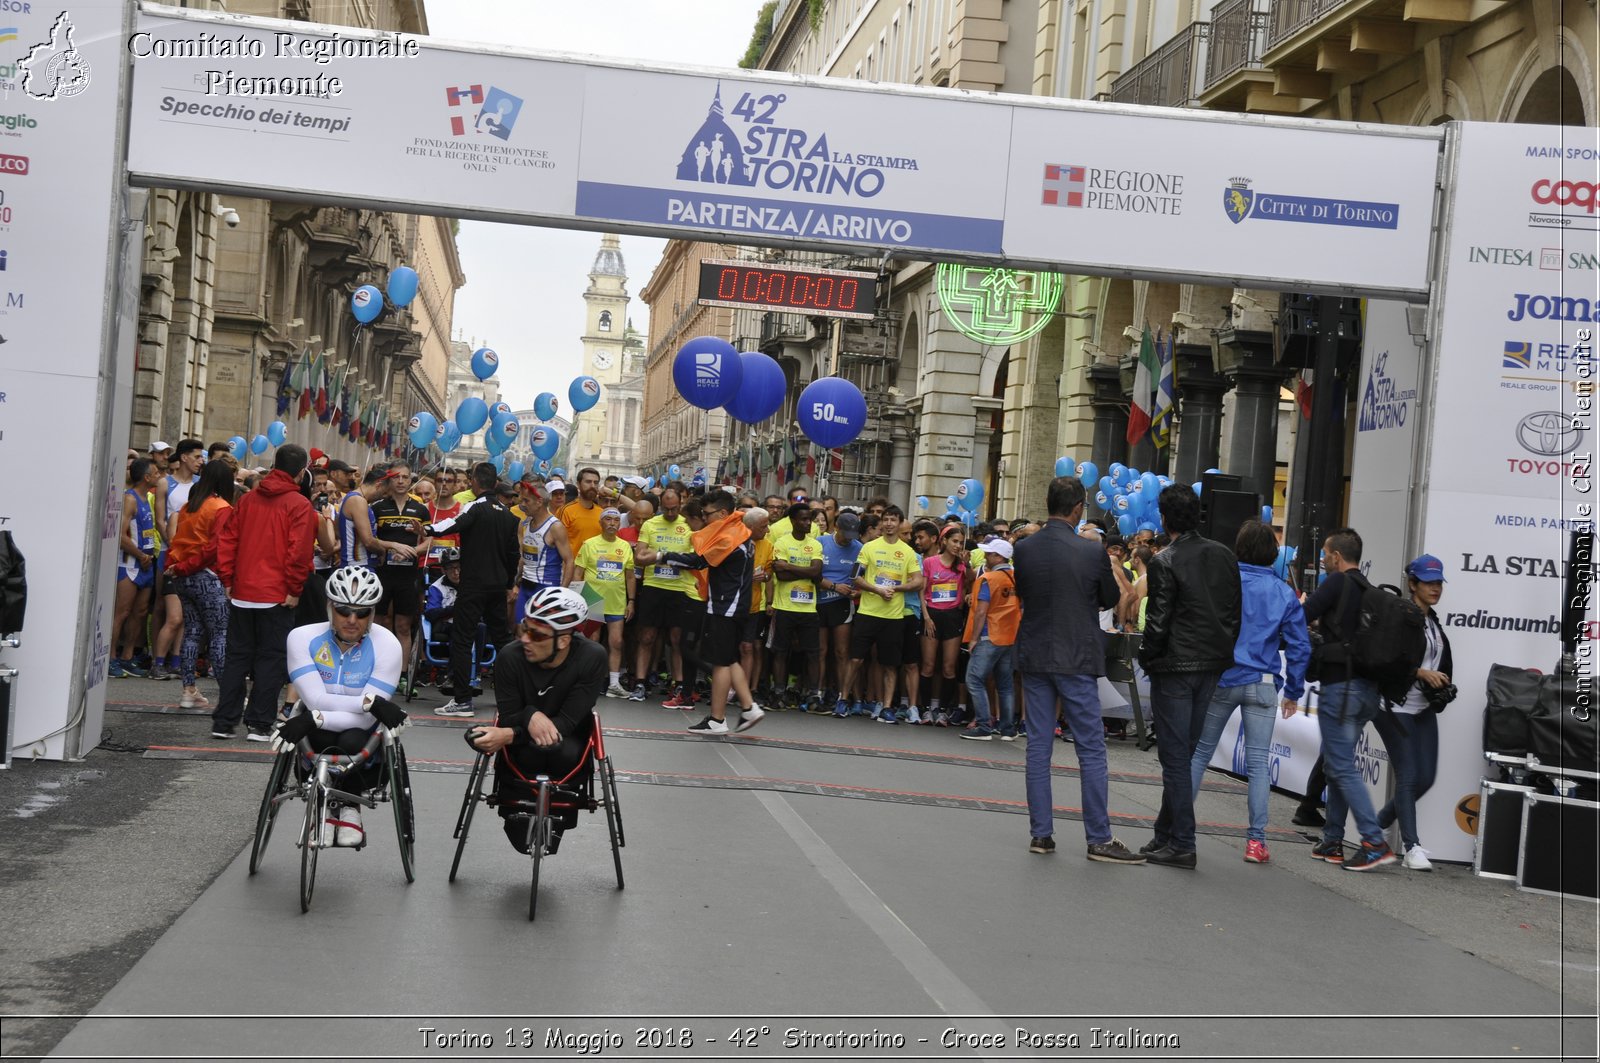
1423 681 1458 714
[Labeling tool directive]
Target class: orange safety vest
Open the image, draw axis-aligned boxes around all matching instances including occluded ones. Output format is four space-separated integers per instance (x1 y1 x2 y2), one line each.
963 566 1020 646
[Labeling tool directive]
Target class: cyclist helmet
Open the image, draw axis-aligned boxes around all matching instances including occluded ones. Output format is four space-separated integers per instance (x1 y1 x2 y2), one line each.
326 565 384 607
522 586 587 632
441 547 461 564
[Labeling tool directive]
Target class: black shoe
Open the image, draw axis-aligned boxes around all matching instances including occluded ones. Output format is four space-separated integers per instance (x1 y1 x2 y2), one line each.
1292 806 1326 828
1028 836 1056 855
1086 838 1147 864
210 723 237 740
245 725 274 743
1139 838 1168 855
1144 846 1198 870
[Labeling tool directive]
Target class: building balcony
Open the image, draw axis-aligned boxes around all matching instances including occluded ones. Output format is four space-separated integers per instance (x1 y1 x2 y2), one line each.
1109 23 1209 109
1196 0 1273 110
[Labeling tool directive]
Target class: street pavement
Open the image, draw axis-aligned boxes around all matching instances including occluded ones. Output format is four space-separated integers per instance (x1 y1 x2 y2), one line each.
1 672 1595 1061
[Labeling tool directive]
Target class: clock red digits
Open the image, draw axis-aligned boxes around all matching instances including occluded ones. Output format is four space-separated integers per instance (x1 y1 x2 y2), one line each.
840 279 858 311
815 277 834 307
768 273 786 303
741 270 761 301
718 268 739 300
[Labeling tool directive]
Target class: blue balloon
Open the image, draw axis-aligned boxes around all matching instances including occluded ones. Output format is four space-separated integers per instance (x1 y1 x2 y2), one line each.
645 476 655 490
917 496 929 510
407 411 438 449
266 420 286 447
798 377 868 449
956 478 984 512
1141 472 1161 497
723 351 787 425
489 411 520 452
1118 466 1137 486
1192 480 1203 496
569 376 601 413
437 421 461 454
551 467 566 480
1113 495 1131 513
350 284 383 324
668 464 681 481
385 266 419 308
470 347 499 382
1204 467 1223 476
1098 476 1114 497
1095 491 1109 507
485 427 506 456
228 435 247 461
1109 462 1126 480
537 460 553 476
455 397 489 435
250 434 269 455
491 453 507 474
533 392 560 422
946 495 958 509
672 336 742 409
492 401 513 418
1117 515 1136 536
1054 456 1075 478
530 426 560 461
507 461 525 483
1262 505 1274 524
1138 520 1160 533
1077 460 1099 488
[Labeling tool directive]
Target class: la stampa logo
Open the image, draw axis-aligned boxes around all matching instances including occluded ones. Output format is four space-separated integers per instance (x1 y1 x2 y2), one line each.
18 11 91 101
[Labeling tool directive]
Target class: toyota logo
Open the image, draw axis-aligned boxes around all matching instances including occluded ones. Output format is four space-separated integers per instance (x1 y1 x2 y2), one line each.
1516 410 1585 456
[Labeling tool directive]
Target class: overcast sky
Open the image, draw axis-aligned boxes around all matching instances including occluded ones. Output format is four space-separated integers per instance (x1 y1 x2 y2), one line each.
427 2 763 410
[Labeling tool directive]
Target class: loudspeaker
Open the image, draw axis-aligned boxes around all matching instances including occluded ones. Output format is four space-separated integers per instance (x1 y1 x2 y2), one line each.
1474 780 1533 880
1517 792 1600 901
1199 473 1257 547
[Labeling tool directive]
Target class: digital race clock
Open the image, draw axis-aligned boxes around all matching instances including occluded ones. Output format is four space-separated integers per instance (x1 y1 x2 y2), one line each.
696 259 878 320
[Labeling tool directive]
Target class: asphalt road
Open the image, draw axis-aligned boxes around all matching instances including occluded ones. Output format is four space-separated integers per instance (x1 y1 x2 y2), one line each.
1 674 1595 1062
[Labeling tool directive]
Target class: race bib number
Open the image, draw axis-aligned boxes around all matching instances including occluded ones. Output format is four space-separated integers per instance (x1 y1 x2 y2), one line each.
789 587 814 605
874 575 899 590
598 559 624 580
653 565 677 579
931 583 958 604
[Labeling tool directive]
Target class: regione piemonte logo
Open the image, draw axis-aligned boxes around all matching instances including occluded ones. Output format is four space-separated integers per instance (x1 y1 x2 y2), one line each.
1041 164 1086 207
18 12 91 101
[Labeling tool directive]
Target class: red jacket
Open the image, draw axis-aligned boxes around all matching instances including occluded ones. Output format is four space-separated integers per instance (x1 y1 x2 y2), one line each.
215 470 316 604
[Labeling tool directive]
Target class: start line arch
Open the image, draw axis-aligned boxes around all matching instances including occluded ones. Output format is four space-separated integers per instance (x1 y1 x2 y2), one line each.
14 1 1598 863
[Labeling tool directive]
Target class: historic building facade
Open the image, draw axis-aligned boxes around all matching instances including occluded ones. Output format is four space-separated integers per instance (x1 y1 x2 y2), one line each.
570 235 646 480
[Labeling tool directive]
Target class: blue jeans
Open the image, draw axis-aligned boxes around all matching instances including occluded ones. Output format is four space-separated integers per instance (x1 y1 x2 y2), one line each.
1023 672 1110 845
1317 677 1385 846
1189 680 1278 842
965 640 1015 733
1373 709 1439 850
1148 672 1222 853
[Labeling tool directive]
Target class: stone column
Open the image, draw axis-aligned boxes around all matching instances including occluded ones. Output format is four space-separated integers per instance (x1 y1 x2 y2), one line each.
1172 342 1229 484
1217 328 1288 501
1087 362 1128 474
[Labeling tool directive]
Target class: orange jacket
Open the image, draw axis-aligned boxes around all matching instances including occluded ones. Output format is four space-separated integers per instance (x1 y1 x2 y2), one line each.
963 566 1020 646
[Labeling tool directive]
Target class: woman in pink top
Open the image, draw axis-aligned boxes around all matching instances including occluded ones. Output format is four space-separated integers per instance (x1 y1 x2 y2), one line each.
920 525 971 725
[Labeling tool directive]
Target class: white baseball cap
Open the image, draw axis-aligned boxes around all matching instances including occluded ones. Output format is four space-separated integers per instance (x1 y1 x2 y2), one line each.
980 537 1014 560
546 478 567 493
148 441 172 453
622 475 649 490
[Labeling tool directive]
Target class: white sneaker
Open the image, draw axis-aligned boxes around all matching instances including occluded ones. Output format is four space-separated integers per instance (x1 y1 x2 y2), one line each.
436 700 476 717
906 706 922 725
687 715 729 735
735 704 765 733
179 689 209 709
325 804 364 848
606 681 630 699
1403 845 1433 871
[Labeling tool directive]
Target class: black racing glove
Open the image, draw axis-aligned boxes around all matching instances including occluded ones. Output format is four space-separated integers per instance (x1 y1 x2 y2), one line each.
368 695 408 730
273 712 317 748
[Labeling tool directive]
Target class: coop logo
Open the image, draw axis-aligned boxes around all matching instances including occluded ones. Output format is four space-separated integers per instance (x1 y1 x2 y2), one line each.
1222 176 1399 229
0 153 27 175
1042 163 1183 216
442 83 523 140
1533 179 1598 214
1357 348 1416 433
1507 292 1600 322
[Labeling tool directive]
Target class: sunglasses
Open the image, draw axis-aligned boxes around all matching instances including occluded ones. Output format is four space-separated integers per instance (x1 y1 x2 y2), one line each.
520 625 556 642
333 605 374 619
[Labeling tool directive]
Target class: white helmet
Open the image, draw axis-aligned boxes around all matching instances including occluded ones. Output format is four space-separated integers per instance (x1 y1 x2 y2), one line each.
326 565 383 607
523 586 587 632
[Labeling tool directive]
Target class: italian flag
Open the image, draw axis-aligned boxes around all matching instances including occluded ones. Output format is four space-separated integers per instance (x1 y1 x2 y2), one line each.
1126 325 1159 445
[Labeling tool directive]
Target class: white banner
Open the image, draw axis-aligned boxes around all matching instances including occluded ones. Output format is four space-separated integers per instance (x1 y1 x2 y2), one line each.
1002 109 1440 296
1416 122 1600 862
1349 299 1424 586
0 0 130 760
126 5 1441 295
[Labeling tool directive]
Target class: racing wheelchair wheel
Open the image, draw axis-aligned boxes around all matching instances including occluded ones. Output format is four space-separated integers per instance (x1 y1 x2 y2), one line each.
598 755 625 889
249 748 294 875
527 777 552 922
299 781 325 913
449 751 491 883
390 741 416 883
403 632 422 703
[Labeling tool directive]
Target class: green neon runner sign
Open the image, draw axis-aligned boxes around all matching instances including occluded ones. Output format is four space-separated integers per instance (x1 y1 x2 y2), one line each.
935 263 1063 345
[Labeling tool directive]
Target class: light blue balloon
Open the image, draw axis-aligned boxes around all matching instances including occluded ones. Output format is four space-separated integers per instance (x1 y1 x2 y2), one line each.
491 453 507 473
385 265 419 308
1141 472 1161 497
406 411 438 449
1192 481 1203 496
437 421 461 454
470 347 499 382
351 284 383 324
228 435 247 461
917 496 929 510
1138 520 1160 533
507 461 525 483
956 478 984 512
266 420 286 447
1095 491 1109 507
1204 467 1223 476
250 434 269 455
551 467 566 480
1099 476 1114 497
1077 460 1099 488
1261 505 1274 524
1117 514 1136 536
668 464 681 481
569 376 601 413
485 427 507 456
537 460 553 475
455 397 489 435
1109 462 1127 480
1054 456 1075 478
645 476 655 490
946 495 957 509
530 426 560 461
1113 495 1131 513
533 392 560 422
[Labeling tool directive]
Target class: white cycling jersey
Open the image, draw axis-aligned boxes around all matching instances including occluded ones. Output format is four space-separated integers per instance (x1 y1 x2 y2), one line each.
286 622 402 732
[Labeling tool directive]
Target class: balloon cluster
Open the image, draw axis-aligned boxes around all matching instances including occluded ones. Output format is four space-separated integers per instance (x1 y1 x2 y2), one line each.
1054 454 1212 538
671 336 869 449
350 265 421 325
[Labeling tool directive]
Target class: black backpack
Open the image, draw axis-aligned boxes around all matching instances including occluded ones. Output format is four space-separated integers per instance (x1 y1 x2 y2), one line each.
1315 570 1428 703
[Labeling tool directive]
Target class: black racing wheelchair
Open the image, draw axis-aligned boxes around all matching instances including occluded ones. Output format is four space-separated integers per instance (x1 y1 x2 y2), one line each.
248 718 416 912
448 710 624 920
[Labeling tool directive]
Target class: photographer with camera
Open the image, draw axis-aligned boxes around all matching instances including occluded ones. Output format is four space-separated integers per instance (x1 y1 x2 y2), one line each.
1370 554 1454 872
